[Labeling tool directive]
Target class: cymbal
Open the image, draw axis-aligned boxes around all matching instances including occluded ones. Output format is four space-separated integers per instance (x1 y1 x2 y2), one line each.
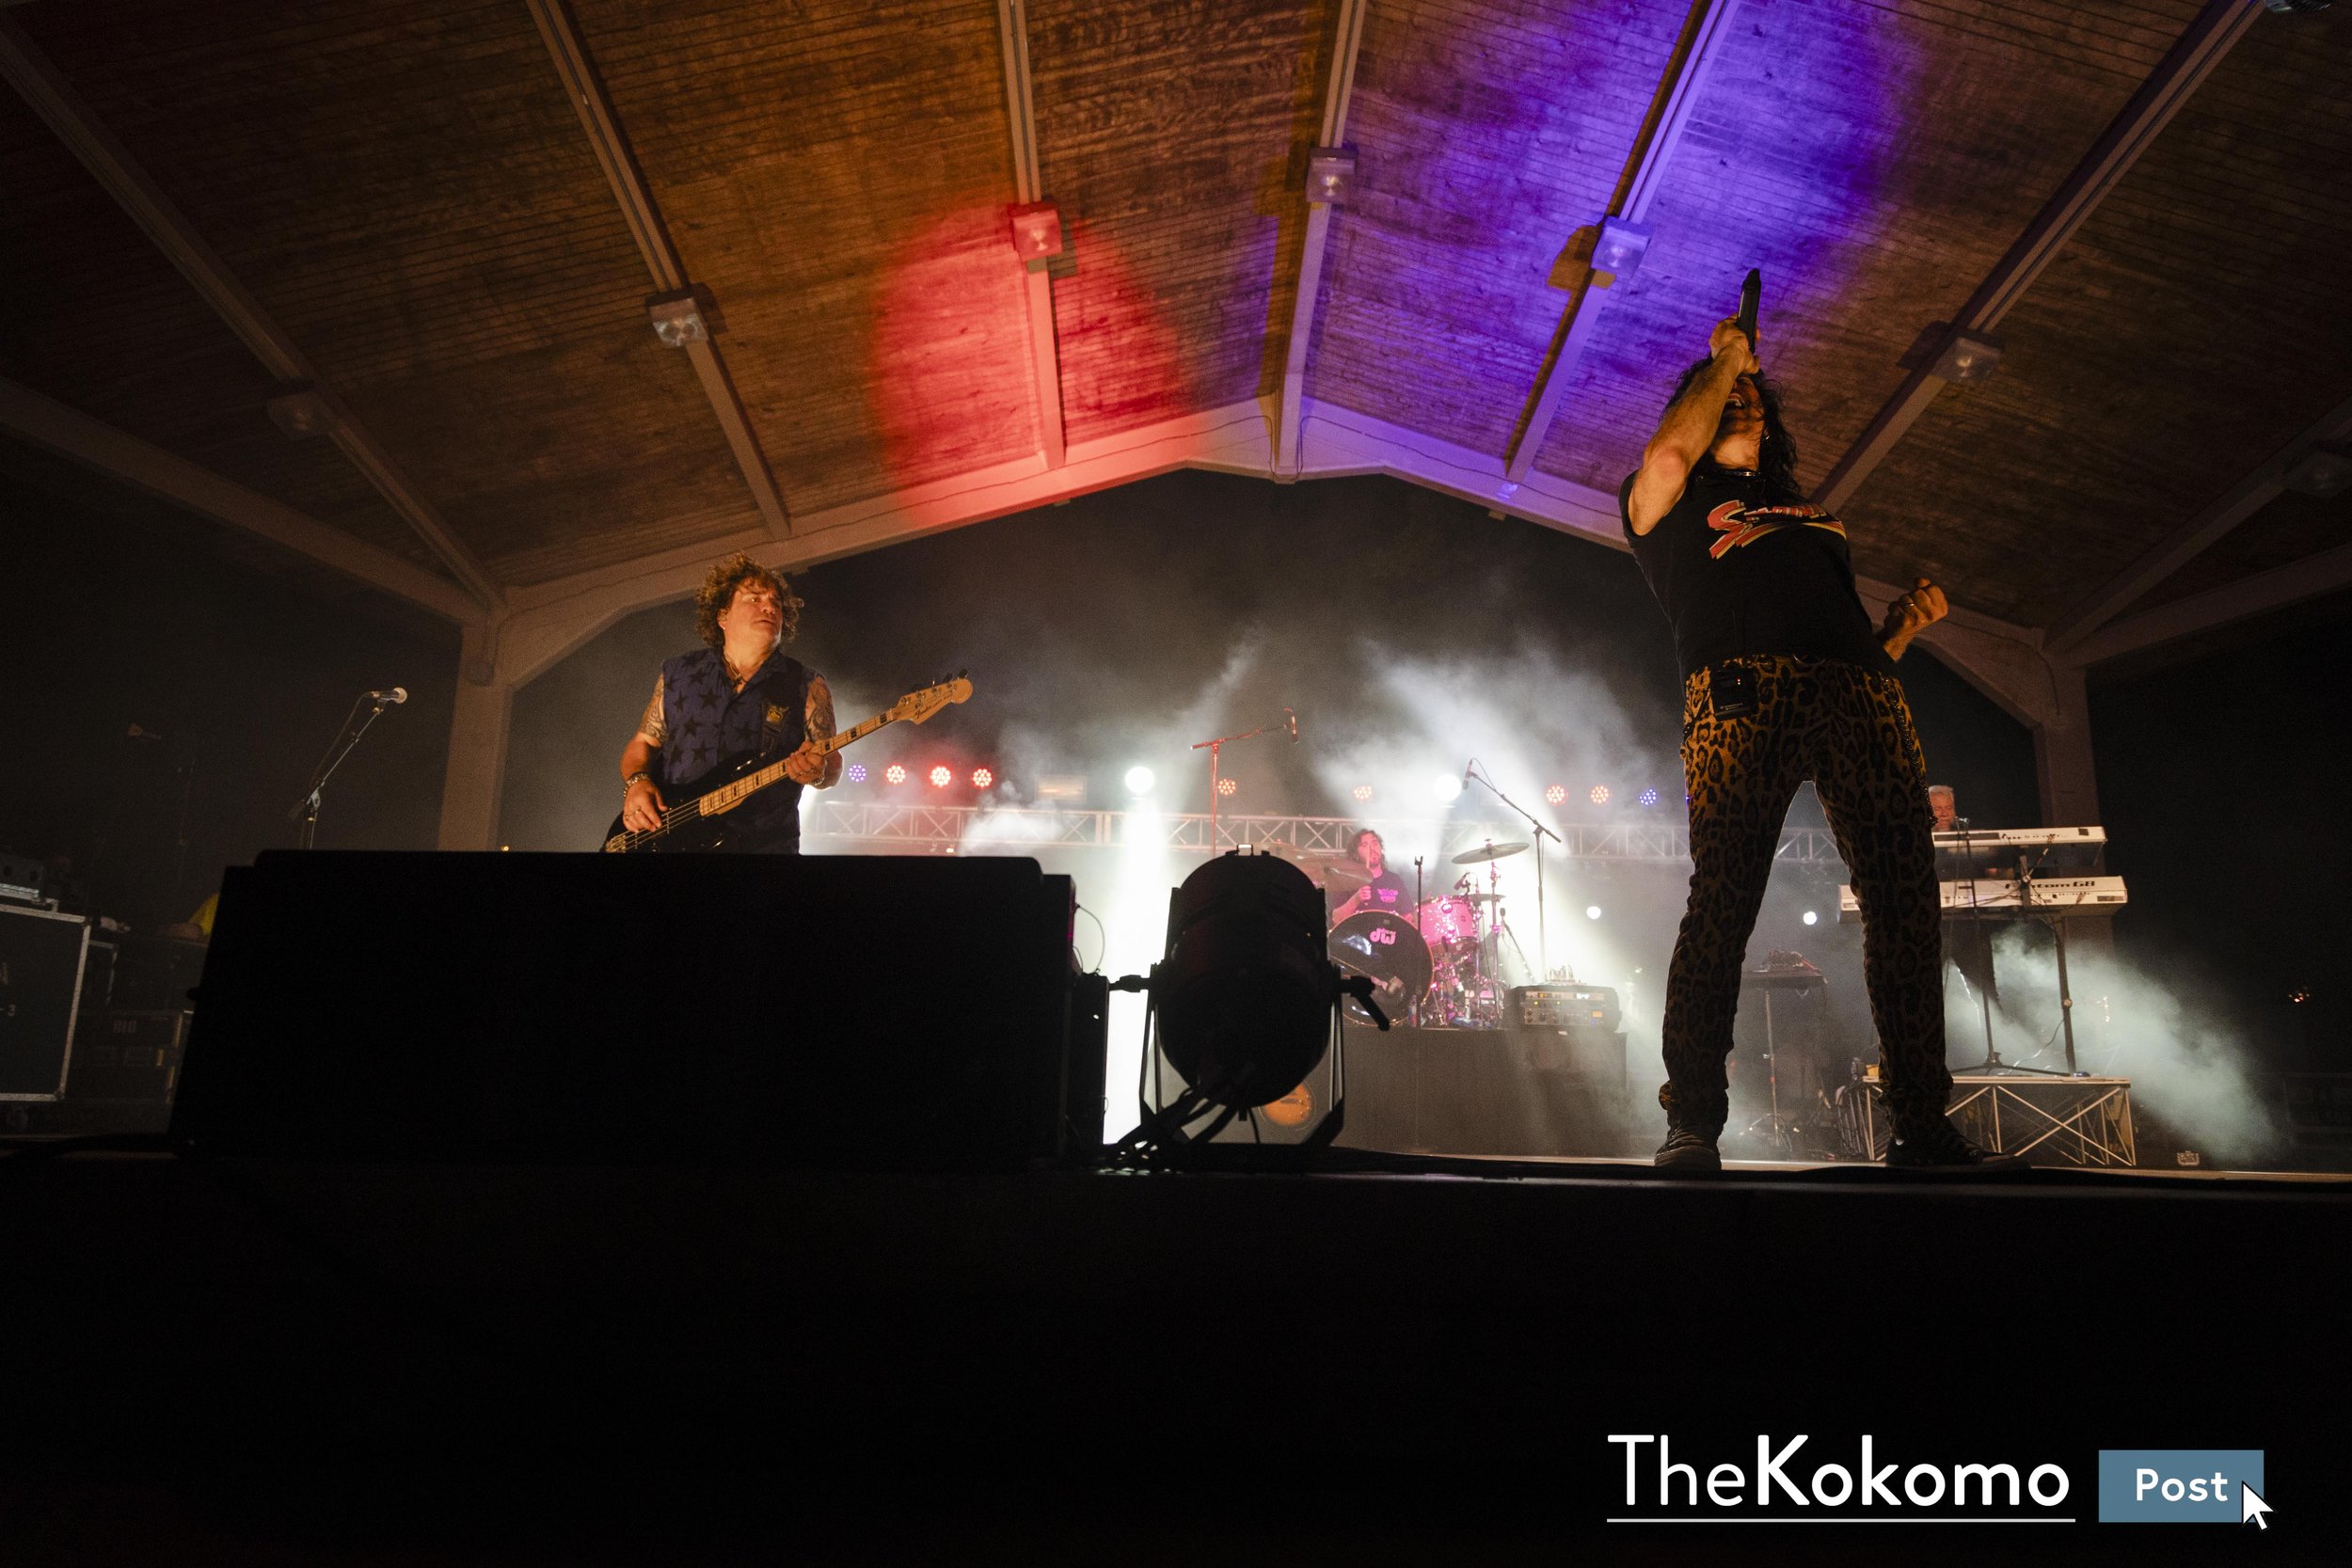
1311 857 1375 890
1452 841 1528 865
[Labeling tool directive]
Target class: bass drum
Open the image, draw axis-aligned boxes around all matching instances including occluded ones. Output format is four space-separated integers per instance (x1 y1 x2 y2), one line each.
1329 911 1431 1026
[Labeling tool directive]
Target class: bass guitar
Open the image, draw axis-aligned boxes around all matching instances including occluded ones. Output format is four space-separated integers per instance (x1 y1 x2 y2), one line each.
601 674 971 853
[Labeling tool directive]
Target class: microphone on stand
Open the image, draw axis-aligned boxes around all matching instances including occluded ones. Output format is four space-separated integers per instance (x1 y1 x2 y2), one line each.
367 687 408 706
1461 758 1479 788
1283 707 1298 742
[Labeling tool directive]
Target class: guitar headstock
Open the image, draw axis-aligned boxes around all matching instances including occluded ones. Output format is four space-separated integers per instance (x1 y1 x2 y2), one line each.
890 670 972 726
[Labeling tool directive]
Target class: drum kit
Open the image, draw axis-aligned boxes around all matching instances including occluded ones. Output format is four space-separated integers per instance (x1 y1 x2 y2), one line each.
1272 838 1532 1029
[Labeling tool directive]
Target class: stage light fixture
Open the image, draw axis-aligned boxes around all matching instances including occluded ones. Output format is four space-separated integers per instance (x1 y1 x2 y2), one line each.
1589 784 1610 805
1639 787 1661 808
884 765 907 785
1008 201 1063 266
1352 784 1374 802
1584 905 1603 921
1156 855 1339 1111
646 290 709 348
971 767 993 788
1124 765 1155 797
1433 773 1463 803
1306 146 1357 206
928 765 952 788
845 763 867 784
1216 777 1237 797
1545 784 1566 804
1931 329 2003 385
2285 442 2352 499
1802 910 1820 927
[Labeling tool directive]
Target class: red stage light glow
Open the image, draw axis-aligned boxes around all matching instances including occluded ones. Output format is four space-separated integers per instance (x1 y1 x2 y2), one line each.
1352 784 1373 801
1216 777 1237 797
929 765 952 788
884 765 907 785
1545 784 1565 804
971 767 994 788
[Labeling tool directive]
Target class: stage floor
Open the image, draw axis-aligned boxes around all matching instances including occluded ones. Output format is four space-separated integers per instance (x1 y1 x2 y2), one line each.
3 1148 2347 1560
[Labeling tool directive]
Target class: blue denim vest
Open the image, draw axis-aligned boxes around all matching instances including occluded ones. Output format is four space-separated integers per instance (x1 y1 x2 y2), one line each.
658 646 811 847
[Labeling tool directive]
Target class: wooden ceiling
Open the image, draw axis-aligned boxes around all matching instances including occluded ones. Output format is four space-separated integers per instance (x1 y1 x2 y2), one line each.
4 0 2347 649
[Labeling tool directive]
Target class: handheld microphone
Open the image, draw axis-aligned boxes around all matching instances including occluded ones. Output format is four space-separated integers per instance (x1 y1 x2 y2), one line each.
367 687 408 705
1736 268 1760 353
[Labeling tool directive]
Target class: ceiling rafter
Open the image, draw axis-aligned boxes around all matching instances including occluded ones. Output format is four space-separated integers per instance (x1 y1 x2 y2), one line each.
525 0 792 539
2068 540 2352 669
1271 0 1368 475
2045 391 2352 657
1811 0 2262 516
1501 0 1739 487
0 13 505 615
995 0 1066 468
0 376 479 625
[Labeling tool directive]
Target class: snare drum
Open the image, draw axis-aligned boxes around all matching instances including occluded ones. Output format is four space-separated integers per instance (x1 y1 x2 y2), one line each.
1414 894 1481 954
1329 911 1431 1025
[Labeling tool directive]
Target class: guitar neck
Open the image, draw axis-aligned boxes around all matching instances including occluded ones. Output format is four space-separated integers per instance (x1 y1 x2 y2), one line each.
693 712 893 817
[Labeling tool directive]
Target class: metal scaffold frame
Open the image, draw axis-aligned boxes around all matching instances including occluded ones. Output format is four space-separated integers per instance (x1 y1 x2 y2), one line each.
803 803 1845 865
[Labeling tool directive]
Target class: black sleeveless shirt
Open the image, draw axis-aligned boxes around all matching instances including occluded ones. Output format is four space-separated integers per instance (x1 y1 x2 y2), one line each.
1619 456 1894 680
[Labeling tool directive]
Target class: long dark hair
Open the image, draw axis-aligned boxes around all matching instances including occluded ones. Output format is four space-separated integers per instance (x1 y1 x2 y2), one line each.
1667 357 1803 502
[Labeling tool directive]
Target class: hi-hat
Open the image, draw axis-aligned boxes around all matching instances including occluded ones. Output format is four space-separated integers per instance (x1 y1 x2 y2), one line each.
1452 841 1528 864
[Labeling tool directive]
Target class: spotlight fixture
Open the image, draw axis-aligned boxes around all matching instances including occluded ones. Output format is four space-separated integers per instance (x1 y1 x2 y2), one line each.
1802 910 1820 927
1124 765 1156 797
845 763 867 784
971 767 994 789
646 289 709 348
1584 905 1603 921
1008 201 1063 267
1352 784 1374 802
1638 787 1661 808
928 765 952 788
1306 146 1357 206
2284 442 2352 499
1931 329 2003 386
884 765 907 785
1216 777 1238 797
1433 773 1463 803
1590 215 1653 281
1155 855 1343 1111
265 385 332 439
1545 784 1566 805
1589 785 1610 805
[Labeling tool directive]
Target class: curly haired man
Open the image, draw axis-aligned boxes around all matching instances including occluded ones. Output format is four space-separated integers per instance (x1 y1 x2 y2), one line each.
616 553 839 852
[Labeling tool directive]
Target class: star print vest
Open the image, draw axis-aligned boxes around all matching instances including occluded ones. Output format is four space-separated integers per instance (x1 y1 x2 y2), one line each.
657 647 812 847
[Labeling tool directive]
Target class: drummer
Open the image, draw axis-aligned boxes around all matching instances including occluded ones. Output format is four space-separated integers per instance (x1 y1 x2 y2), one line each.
1328 828 1410 927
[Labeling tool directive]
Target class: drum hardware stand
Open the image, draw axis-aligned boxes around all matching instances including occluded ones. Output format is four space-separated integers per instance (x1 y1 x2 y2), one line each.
1190 707 1295 850
1464 762 1558 980
1411 856 1425 1026
286 690 401 850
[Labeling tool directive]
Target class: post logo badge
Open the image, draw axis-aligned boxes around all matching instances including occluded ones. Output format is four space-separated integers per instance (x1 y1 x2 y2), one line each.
2097 1449 2270 1527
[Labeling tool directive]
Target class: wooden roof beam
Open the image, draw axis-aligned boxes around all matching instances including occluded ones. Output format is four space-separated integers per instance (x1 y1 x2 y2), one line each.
0 14 505 615
2045 391 2352 657
2067 540 2352 669
1501 0 1740 487
1812 0 2262 515
995 0 1066 469
0 377 479 625
525 0 791 539
1272 0 1369 476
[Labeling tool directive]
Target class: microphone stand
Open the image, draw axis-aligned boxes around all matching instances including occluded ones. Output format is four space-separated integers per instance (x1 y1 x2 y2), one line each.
287 693 397 850
1466 762 1558 982
1190 709 1295 852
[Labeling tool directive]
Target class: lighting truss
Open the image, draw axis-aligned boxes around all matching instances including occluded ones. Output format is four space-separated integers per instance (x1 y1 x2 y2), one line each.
803 804 1845 865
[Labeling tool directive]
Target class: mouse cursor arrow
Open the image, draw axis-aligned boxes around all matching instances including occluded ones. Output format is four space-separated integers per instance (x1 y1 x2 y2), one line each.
2241 1482 2273 1529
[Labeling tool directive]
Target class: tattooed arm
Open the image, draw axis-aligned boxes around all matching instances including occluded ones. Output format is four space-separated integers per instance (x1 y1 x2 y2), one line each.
783 673 844 787
619 673 668 831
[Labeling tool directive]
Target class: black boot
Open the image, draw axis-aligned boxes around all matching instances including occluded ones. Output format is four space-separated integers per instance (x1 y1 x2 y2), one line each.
1654 1125 1723 1171
1887 1117 2030 1173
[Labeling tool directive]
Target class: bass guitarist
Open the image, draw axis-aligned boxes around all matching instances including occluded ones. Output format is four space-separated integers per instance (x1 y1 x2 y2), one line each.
618 553 839 853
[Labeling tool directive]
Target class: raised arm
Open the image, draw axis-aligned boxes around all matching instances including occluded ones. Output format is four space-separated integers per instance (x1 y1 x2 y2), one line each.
1627 318 1759 536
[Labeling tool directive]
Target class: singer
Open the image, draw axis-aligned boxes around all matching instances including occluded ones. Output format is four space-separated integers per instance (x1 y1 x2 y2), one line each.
1621 312 2016 1172
617 553 839 853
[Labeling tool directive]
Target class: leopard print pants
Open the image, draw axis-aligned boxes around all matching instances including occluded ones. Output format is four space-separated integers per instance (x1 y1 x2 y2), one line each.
1661 657 1950 1135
